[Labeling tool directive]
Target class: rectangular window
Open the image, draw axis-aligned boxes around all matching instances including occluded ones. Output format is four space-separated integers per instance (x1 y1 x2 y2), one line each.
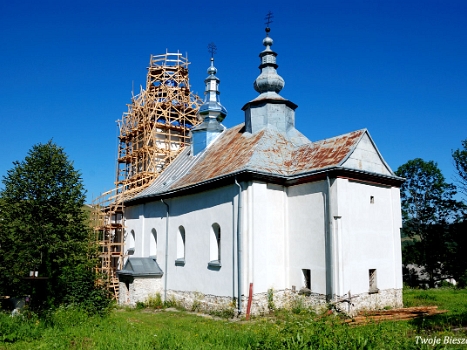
302 269 311 289
369 269 378 293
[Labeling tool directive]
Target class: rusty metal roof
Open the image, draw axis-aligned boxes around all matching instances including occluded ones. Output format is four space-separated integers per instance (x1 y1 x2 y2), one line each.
132 124 391 202
287 129 366 173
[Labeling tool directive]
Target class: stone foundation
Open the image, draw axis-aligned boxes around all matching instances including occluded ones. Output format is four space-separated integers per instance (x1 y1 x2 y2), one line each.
247 289 328 315
166 290 236 314
118 280 402 317
338 288 403 316
118 277 163 306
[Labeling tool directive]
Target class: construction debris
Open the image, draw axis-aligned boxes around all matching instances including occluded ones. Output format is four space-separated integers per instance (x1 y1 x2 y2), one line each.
344 306 448 325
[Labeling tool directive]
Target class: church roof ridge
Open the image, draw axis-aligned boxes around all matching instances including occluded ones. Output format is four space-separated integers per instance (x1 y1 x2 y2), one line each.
309 128 368 146
128 124 402 204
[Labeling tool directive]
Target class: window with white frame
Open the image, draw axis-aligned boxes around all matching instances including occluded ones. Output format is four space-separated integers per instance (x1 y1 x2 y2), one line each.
175 226 185 266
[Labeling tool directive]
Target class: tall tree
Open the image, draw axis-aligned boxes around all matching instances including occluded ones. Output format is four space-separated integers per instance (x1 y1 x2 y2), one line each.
453 138 467 200
0 141 100 309
451 139 467 286
396 158 464 287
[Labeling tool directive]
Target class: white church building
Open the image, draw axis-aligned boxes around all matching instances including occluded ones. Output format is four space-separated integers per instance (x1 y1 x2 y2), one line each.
117 27 404 315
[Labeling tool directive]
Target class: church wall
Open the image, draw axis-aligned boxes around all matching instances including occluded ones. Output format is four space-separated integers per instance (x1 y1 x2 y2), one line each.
124 205 144 257
124 184 238 301
246 181 287 294
333 178 402 304
122 177 403 311
390 186 403 289
286 181 327 295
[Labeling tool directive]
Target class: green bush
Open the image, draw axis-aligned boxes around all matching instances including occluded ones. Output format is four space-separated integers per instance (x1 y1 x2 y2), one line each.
0 310 43 343
58 265 112 315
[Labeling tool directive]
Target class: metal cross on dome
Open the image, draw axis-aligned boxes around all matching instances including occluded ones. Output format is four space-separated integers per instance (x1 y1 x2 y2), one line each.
208 42 217 58
265 11 273 28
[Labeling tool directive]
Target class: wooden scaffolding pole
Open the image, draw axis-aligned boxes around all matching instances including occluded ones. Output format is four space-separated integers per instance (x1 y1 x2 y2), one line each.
92 52 202 299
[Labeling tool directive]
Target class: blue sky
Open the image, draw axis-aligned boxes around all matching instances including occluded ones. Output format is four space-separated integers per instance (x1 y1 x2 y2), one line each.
1 0 466 202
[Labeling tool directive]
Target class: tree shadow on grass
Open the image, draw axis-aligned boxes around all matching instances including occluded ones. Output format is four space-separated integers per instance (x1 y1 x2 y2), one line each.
410 311 467 332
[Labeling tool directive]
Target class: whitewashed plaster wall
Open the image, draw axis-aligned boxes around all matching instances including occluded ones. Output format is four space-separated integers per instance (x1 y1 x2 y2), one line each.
123 176 403 308
124 184 238 299
244 181 287 294
286 181 327 295
124 205 145 257
332 178 403 296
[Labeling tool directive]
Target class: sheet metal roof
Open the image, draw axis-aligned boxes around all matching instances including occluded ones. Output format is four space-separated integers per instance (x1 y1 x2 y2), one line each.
130 123 396 202
117 257 163 277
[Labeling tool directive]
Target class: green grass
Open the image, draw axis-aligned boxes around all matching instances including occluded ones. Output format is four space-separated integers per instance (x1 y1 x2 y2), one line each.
403 287 467 334
2 288 467 349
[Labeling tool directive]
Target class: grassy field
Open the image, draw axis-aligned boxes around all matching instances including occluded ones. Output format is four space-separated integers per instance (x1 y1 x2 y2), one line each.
1 288 467 349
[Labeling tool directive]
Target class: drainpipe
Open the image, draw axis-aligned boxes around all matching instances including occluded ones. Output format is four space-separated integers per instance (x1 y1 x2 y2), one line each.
325 174 334 301
234 178 243 314
161 199 169 301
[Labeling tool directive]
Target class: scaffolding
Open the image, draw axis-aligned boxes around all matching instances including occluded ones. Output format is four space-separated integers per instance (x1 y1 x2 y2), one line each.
92 52 202 299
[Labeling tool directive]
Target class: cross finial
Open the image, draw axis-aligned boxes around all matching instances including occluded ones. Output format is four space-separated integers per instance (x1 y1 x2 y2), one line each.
208 42 217 58
265 11 273 28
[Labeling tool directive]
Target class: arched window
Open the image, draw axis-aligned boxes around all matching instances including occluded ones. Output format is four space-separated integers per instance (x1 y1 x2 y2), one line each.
150 228 157 257
175 226 185 266
209 223 221 267
126 230 135 256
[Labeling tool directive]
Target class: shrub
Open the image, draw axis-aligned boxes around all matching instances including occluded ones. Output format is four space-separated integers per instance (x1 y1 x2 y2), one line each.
146 293 163 309
0 310 42 343
267 288 275 311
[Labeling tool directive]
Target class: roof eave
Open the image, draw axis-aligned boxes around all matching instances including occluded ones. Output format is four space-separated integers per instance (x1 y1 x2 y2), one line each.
117 270 163 278
125 166 404 206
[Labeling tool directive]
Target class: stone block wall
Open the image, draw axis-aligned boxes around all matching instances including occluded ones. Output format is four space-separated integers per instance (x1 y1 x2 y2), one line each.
118 277 163 306
338 288 403 315
118 279 402 317
166 290 236 314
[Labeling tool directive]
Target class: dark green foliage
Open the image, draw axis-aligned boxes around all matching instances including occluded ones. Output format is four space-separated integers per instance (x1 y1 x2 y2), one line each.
450 139 467 287
0 141 109 312
444 220 467 287
58 265 111 315
396 158 462 231
453 139 467 200
395 159 466 287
